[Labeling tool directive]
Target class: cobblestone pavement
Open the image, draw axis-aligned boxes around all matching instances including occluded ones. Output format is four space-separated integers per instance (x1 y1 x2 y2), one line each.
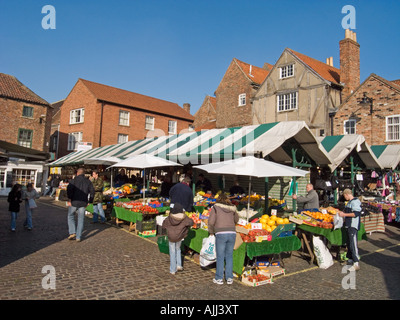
1 196 400 304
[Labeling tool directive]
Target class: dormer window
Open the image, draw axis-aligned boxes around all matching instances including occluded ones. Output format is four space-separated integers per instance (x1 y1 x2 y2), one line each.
238 93 246 106
280 64 294 79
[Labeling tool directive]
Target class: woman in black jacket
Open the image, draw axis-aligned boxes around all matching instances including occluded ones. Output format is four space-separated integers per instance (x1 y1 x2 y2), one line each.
8 184 22 232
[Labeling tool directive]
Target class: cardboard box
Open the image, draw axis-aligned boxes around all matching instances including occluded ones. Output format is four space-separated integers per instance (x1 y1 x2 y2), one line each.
235 226 249 235
259 266 285 279
241 274 273 287
234 232 243 250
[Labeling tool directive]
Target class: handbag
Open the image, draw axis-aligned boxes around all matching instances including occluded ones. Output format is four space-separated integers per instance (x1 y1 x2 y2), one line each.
28 198 37 209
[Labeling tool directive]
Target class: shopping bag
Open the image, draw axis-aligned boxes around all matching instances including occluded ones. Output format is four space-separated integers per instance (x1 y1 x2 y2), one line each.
312 235 333 269
333 213 343 230
28 199 37 209
200 235 216 267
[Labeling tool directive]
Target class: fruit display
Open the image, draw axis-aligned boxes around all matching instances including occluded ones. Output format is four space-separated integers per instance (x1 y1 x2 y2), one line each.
246 274 270 282
185 212 201 228
115 200 160 214
268 198 286 207
240 229 270 242
104 184 138 198
255 214 290 232
302 210 334 223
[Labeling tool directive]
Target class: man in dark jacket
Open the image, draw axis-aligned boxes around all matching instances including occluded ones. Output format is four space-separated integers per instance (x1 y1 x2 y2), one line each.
67 168 95 242
90 170 105 224
169 177 194 212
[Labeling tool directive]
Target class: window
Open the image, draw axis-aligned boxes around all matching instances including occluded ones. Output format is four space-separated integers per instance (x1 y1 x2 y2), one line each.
69 108 85 124
386 115 400 141
118 134 128 144
277 92 298 112
280 64 294 79
344 119 356 135
168 120 177 134
145 116 155 130
238 93 246 106
22 106 34 118
67 132 83 150
0 169 5 189
12 169 36 186
18 129 33 148
119 110 130 126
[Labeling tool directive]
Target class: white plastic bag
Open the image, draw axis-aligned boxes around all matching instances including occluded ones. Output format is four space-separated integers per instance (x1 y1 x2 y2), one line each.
333 213 344 230
200 235 216 267
312 235 333 269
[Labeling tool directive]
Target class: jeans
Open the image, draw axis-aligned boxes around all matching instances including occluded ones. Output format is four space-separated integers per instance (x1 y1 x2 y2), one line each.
92 203 106 222
43 186 52 196
24 201 33 229
68 206 86 240
168 240 182 273
10 212 18 230
215 233 236 281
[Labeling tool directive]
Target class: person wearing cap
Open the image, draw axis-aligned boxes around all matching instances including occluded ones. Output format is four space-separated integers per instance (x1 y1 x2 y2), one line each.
338 188 362 271
162 203 193 275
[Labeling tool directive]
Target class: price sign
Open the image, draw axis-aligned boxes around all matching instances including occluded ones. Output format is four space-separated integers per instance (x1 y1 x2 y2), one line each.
271 209 277 216
237 218 247 226
251 223 262 230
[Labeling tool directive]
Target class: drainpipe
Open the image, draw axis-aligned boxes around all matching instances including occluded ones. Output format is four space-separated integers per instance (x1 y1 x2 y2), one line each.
99 101 104 147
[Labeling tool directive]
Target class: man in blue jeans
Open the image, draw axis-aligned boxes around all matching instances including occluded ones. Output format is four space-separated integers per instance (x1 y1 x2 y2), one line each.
67 168 95 242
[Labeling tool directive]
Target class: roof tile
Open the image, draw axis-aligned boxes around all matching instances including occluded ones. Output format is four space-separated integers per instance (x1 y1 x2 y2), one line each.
79 79 194 121
0 73 49 106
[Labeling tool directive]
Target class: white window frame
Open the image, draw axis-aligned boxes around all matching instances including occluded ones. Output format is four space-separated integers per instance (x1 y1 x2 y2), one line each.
344 119 356 135
12 169 36 186
67 132 83 151
168 120 177 134
238 93 246 106
119 110 130 126
277 92 298 112
279 64 294 79
386 115 400 142
118 134 128 144
69 108 85 124
145 116 155 131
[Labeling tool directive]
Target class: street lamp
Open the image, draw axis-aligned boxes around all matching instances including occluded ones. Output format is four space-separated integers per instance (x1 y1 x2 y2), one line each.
358 92 374 114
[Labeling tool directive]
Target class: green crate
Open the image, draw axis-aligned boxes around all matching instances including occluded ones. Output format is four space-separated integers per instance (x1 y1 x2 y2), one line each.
271 223 296 239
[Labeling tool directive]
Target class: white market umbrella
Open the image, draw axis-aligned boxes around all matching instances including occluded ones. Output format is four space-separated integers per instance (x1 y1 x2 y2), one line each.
109 154 182 202
194 156 308 221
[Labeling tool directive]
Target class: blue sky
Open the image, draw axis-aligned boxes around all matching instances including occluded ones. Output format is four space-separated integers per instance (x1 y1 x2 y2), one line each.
1 0 399 115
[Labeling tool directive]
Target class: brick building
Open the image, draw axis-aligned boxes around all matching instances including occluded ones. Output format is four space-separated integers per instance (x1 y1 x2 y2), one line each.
57 79 194 158
334 73 400 145
193 95 217 130
251 32 353 137
0 73 52 152
214 58 272 128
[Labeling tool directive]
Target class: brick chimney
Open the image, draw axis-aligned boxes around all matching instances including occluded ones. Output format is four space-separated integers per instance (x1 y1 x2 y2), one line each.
183 103 191 114
340 29 360 99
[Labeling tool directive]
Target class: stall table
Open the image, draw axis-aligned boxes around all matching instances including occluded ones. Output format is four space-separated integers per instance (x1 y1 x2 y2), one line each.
296 223 367 264
182 228 301 275
361 213 385 234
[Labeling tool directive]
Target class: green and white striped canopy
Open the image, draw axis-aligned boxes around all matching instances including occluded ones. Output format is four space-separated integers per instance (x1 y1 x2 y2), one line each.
49 121 332 167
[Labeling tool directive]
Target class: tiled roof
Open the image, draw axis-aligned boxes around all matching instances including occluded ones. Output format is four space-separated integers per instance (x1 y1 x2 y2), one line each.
79 79 194 121
0 73 50 106
234 59 270 85
287 49 341 85
391 79 400 88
